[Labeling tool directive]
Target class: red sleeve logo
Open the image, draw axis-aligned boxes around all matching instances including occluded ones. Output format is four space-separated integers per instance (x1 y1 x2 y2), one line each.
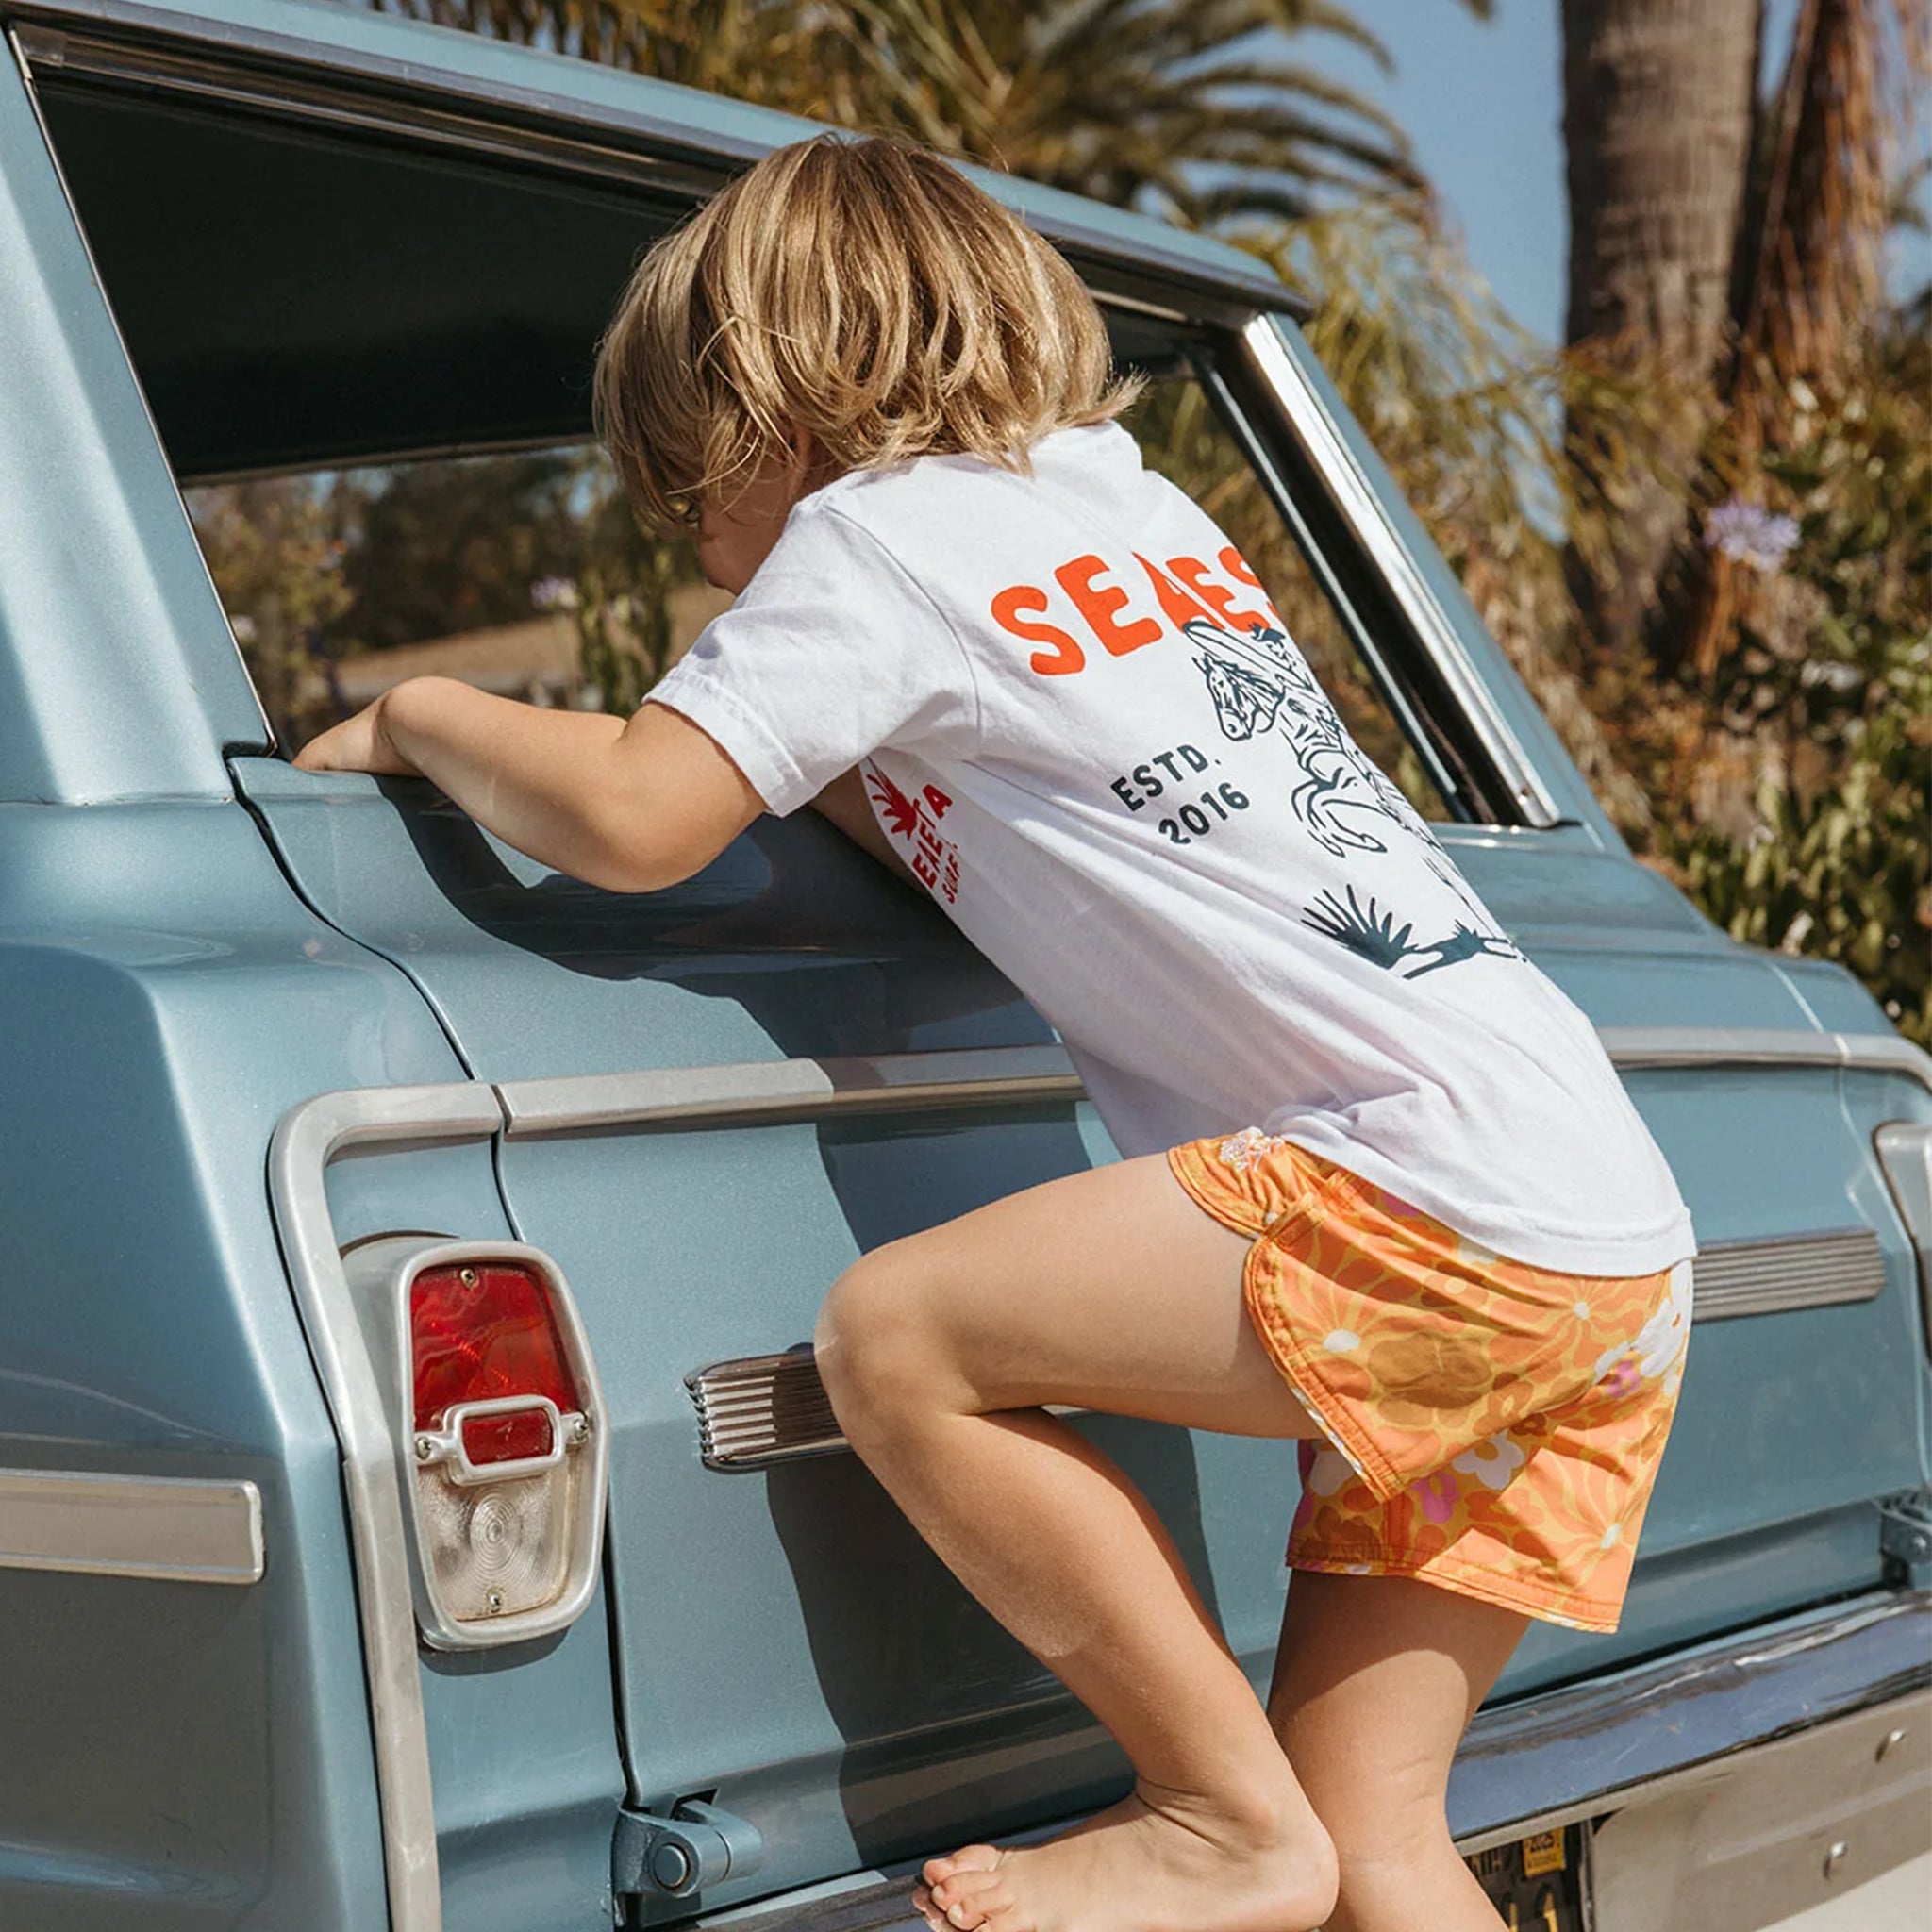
864 761 960 904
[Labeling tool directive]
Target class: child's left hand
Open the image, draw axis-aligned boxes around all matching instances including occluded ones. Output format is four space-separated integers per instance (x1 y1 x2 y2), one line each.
294 692 419 775
288 675 766 894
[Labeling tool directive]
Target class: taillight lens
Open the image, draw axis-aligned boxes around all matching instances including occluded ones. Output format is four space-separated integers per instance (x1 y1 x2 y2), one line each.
407 1257 591 1629
459 1405 555 1467
410 1261 579 1436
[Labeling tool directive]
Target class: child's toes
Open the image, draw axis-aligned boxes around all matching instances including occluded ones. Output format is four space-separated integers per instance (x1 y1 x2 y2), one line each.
921 1840 1005 1925
930 1865 1009 1929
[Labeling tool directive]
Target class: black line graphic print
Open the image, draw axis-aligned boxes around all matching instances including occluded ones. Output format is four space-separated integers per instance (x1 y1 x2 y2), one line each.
1187 615 1523 978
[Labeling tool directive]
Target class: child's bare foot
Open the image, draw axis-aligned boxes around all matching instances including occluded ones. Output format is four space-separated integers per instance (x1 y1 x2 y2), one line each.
911 1777 1337 1932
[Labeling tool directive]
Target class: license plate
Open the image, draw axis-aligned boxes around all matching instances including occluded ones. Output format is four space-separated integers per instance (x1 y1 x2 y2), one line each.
1464 1823 1593 1931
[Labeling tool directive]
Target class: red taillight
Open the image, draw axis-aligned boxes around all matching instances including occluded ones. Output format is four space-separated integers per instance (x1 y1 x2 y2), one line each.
410 1261 579 1441
458 1404 556 1467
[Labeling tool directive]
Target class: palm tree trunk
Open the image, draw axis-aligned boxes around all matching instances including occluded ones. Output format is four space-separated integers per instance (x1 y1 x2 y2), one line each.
1559 0 1762 663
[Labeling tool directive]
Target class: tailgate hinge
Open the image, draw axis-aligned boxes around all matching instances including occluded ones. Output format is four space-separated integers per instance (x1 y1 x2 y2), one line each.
614 1797 764 1903
1879 1489 1932 1589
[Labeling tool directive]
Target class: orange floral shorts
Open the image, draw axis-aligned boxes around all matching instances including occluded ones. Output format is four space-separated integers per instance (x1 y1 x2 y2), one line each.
1170 1129 1692 1633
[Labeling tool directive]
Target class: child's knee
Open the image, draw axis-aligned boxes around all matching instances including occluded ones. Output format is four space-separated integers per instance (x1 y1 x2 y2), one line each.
813 1241 950 1435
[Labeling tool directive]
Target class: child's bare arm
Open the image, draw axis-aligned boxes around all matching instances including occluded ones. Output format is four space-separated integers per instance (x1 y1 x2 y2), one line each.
809 766 917 884
294 676 764 892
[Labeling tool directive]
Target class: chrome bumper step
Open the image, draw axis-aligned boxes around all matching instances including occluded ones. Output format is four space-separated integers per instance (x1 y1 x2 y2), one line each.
694 1590 1932 1932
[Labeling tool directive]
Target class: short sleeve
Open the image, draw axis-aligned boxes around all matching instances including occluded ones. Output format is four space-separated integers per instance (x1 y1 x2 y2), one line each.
646 499 977 816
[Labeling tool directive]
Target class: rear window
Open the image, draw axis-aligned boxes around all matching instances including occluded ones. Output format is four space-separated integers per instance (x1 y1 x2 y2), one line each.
35 75 1457 824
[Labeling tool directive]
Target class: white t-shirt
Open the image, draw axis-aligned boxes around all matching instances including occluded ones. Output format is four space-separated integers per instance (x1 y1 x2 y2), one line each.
650 422 1695 1276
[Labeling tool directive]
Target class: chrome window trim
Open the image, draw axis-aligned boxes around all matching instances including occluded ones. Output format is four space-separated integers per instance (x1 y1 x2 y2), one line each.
1239 313 1563 830
3 20 276 757
0 1466 262 1585
1194 353 1470 816
270 1023 1930 1932
11 22 728 201
9 8 1297 323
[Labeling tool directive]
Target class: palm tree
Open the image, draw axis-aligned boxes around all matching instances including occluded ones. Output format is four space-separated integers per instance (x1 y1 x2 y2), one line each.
1560 0 1921 675
806 0 1456 221
1658 0 1902 675
1557 0 1764 667
363 0 1492 222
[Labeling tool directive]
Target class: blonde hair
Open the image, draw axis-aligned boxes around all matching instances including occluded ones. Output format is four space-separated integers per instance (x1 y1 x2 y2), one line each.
594 135 1140 530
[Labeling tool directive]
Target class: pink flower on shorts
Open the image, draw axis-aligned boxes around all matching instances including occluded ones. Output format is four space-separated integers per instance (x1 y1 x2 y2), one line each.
1592 1353 1642 1399
1410 1469 1460 1524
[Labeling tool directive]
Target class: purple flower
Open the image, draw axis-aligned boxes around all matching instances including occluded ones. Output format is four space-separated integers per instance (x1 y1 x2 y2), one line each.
1704 498 1801 573
530 576 580 612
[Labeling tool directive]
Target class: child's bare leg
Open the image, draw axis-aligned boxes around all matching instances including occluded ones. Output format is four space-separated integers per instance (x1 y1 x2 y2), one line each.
812 1154 1339 1932
1267 1573 1529 1932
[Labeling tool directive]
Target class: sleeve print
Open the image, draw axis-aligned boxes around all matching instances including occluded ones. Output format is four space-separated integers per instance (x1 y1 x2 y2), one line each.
864 760 960 904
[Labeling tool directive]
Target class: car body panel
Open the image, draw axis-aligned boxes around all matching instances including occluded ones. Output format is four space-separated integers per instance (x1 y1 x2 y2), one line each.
230 759 1928 1917
0 45 262 804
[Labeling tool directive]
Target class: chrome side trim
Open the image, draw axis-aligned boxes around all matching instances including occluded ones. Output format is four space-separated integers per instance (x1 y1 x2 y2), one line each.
1240 313 1562 829
495 1029 1932 1137
498 1046 1085 1138
688 1353 846 1472
269 1081 503 1932
691 1592 1932 1932
1875 1122 1932 1344
1692 1229 1888 1321
0 1467 262 1584
690 1225 1891 1476
1599 1024 1932 1091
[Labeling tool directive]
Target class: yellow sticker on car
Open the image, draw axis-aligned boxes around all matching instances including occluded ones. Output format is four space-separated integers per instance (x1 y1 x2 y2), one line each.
1521 1829 1567 1876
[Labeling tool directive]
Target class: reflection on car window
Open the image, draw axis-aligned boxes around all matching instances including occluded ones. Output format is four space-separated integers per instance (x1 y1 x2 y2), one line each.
1120 376 1447 822
186 448 723 750
194 382 1445 824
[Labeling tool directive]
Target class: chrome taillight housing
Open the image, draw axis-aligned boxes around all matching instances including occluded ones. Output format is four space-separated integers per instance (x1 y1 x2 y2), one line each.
344 1237 608 1650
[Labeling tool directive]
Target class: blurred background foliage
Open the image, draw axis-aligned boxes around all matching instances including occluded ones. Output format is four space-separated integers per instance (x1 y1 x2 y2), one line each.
197 0 1927 1041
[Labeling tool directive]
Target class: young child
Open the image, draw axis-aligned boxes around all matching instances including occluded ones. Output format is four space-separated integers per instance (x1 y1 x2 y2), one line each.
299 136 1695 1932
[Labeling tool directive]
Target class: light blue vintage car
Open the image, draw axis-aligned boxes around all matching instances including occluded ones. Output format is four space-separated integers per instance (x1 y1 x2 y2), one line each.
1 3 1928 1928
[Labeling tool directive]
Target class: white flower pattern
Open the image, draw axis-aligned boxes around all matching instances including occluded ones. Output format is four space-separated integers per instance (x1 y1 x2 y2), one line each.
1218 1127 1291 1174
1305 1445 1356 1498
1632 1260 1694 1393
1451 1431 1527 1491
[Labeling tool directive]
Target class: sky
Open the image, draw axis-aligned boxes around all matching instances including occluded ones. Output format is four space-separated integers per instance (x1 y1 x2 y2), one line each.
1314 0 1925 349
